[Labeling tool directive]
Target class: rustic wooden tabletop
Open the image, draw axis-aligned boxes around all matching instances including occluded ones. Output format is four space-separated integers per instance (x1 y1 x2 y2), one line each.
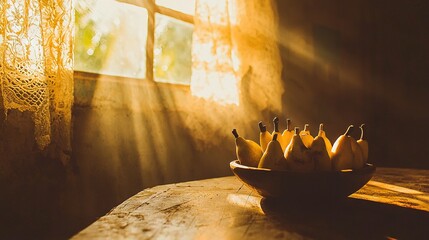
72 167 429 239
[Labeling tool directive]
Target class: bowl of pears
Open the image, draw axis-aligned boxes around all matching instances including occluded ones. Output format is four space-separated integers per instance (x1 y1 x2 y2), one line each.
230 117 375 201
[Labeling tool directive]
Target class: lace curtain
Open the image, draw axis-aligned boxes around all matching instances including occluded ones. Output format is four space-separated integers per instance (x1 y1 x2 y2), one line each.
0 0 74 164
192 0 283 112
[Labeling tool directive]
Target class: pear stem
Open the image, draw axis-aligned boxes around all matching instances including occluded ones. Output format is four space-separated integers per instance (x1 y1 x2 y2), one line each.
272 133 278 141
294 127 300 135
360 124 366 140
344 125 354 136
304 124 309 131
258 121 266 132
273 117 280 132
319 123 324 132
286 119 291 131
232 129 239 138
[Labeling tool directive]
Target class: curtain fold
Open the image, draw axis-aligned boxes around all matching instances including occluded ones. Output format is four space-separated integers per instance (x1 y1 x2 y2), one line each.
191 0 283 112
0 0 74 164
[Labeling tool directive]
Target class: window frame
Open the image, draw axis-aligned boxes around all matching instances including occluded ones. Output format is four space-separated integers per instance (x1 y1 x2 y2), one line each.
75 0 194 84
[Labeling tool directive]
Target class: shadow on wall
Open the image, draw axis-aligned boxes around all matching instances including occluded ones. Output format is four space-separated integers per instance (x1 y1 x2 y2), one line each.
0 111 67 239
276 0 429 169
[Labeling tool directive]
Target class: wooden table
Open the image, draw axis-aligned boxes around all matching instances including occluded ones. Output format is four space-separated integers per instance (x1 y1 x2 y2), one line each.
72 168 429 239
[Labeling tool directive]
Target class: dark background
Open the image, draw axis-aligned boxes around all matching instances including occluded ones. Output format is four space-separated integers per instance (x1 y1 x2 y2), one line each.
277 0 429 169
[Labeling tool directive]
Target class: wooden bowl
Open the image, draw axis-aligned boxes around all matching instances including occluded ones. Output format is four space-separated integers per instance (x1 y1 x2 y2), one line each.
230 160 376 201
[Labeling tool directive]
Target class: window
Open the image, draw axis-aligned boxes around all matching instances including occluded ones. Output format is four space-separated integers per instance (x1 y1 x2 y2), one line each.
75 0 195 85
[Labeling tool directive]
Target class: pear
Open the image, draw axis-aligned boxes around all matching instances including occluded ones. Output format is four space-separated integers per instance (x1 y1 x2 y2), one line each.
311 135 332 171
258 134 288 170
232 129 263 167
351 137 365 169
281 118 293 151
258 121 272 153
317 123 333 157
331 125 355 170
284 127 314 172
357 124 368 163
272 117 287 151
299 124 314 148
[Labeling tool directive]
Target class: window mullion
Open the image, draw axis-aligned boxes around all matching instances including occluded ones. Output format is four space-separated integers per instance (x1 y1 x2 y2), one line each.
146 12 155 82
157 6 194 24
144 0 156 82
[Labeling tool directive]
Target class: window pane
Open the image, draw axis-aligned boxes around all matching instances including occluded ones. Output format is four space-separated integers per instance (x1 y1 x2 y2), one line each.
154 14 193 85
155 0 196 15
75 0 147 78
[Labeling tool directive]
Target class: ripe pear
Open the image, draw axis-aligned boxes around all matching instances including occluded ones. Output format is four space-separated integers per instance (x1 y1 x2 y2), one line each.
232 129 263 167
350 137 365 169
284 127 314 172
258 134 288 170
258 121 272 153
317 123 333 157
281 118 293 151
299 124 314 148
357 124 368 163
272 117 287 151
311 135 332 171
331 125 355 170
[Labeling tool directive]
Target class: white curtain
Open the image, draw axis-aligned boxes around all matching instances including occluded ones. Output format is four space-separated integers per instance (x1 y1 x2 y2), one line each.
191 0 283 112
0 0 74 164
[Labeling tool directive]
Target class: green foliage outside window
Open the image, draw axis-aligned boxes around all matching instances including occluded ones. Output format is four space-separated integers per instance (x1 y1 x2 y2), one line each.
74 0 116 73
154 15 193 85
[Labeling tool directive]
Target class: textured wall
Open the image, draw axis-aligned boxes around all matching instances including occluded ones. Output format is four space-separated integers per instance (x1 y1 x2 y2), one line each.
276 0 429 169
